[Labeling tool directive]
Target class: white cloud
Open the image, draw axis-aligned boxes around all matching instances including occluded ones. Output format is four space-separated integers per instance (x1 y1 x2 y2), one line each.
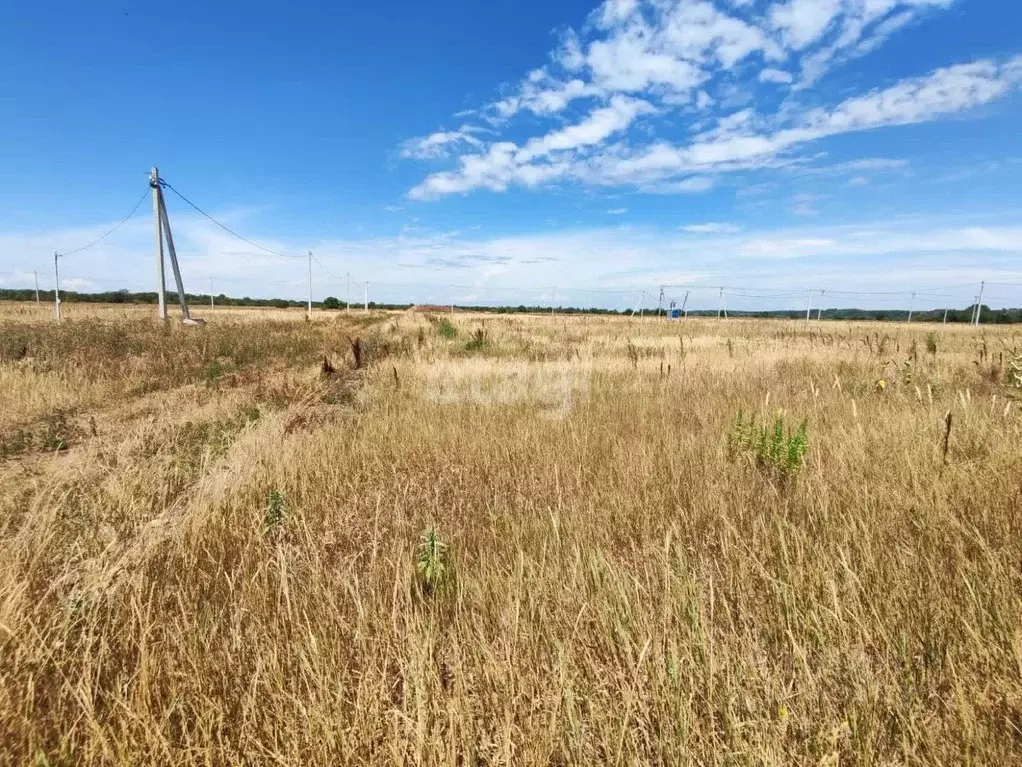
400 129 483 159
4 213 1022 306
848 175 870 186
608 207 628 214
759 67 794 84
770 0 843 49
401 0 1008 199
681 222 740 233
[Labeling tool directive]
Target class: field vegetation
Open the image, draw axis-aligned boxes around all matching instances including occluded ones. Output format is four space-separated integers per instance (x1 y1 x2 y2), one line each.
1 301 1021 765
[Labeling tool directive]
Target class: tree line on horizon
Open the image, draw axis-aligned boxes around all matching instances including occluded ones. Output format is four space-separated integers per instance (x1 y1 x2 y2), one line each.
1 287 1019 323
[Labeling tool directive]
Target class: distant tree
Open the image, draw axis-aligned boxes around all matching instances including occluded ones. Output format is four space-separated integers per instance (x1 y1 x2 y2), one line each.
322 296 340 310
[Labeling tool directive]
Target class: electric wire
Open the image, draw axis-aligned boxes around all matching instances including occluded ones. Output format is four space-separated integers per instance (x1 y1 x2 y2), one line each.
157 179 304 261
56 188 149 258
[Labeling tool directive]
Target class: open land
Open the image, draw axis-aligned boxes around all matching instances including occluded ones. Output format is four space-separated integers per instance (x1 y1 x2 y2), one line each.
1 301 1021 765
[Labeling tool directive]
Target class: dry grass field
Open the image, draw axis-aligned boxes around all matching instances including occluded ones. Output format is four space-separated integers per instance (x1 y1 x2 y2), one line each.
1 301 1021 765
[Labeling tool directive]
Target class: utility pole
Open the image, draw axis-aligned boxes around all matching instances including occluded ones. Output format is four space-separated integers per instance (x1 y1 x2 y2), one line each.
346 271 351 314
363 282 368 312
717 287 724 320
307 251 313 320
53 251 61 322
156 182 191 321
681 290 690 318
805 288 813 322
817 290 824 322
907 292 915 324
656 286 664 318
974 281 985 326
150 167 167 320
551 287 556 316
209 276 215 310
34 271 40 306
942 305 949 326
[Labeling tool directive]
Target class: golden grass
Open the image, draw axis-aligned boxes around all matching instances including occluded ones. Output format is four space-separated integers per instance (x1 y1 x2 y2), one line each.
1 301 1021 764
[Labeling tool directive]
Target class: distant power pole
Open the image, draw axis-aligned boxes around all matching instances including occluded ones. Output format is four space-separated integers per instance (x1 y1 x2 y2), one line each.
907 292 915 324
34 271 40 306
817 290 824 321
53 251 61 322
363 281 368 312
307 251 313 319
974 281 985 326
209 276 215 309
681 290 690 318
805 288 813 322
551 287 556 316
717 287 724 320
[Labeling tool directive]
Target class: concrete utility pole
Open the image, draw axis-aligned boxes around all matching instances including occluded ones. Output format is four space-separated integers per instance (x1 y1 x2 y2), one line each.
805 288 813 322
53 251 61 322
209 276 215 309
34 271 40 306
307 251 313 319
150 167 167 320
346 271 351 313
363 282 368 312
943 305 949 326
551 287 556 316
817 290 824 322
156 184 191 321
656 286 664 318
717 287 724 320
974 281 985 326
681 290 690 318
907 292 915 324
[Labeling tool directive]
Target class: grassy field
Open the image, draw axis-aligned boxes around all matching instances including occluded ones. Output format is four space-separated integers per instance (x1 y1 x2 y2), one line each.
1 301 1020 765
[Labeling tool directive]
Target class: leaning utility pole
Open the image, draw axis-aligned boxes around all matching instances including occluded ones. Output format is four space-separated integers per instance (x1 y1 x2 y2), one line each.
209 276 215 309
150 168 167 320
53 251 61 322
34 271 40 306
907 292 915 323
307 251 313 319
156 185 192 321
150 167 201 323
974 281 985 326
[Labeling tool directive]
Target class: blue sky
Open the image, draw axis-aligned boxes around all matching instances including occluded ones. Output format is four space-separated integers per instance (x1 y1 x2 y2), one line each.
1 0 1021 310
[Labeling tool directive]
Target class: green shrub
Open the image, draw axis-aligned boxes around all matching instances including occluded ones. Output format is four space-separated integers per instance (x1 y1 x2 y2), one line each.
728 409 809 476
436 318 457 340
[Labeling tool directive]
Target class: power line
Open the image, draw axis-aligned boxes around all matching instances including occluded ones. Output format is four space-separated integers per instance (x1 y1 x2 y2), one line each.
158 178 305 260
56 188 149 258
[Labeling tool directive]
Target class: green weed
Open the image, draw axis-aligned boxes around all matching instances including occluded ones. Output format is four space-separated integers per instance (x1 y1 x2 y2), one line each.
728 409 809 476
416 525 452 597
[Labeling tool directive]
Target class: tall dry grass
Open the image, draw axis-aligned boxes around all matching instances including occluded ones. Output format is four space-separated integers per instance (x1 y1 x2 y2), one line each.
1 302 1021 764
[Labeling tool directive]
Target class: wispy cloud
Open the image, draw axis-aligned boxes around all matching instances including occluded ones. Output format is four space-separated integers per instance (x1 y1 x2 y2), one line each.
681 222 740 233
399 0 1003 199
5 212 1022 305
